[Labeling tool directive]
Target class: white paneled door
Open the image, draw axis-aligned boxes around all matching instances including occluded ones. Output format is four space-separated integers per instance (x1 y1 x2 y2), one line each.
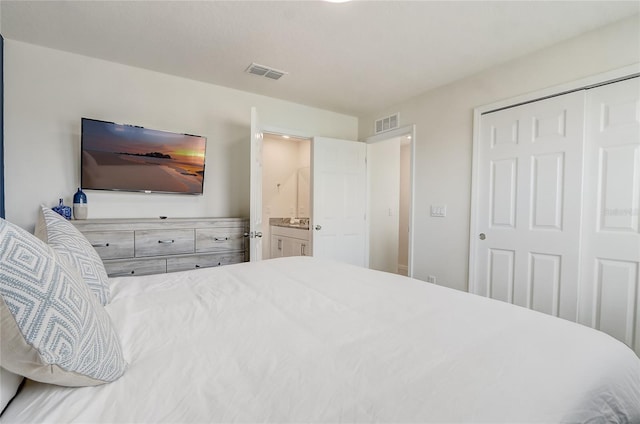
579 78 640 353
473 91 586 321
249 107 263 261
312 137 367 267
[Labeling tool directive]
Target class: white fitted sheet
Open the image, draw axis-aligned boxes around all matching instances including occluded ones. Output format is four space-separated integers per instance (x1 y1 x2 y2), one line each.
3 257 639 423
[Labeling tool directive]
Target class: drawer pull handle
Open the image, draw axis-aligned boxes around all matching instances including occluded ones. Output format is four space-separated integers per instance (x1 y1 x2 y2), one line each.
92 243 110 248
195 265 201 268
158 239 175 244
214 237 229 241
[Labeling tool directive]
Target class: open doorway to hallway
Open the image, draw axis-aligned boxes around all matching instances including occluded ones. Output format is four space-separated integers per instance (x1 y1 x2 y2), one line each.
367 130 413 276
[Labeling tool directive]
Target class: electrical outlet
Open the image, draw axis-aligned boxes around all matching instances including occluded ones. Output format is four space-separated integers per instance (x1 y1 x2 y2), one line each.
426 275 437 284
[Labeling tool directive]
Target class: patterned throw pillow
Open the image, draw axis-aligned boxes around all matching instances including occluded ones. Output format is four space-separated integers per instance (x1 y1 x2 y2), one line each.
35 206 110 305
0 218 127 386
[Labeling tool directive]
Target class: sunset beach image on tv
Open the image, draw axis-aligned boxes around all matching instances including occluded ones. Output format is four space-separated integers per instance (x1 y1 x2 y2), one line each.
81 118 207 194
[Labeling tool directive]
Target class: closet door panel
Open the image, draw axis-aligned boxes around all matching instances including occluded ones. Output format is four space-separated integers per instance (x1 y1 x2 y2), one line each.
580 77 640 355
530 152 564 230
599 145 639 233
475 91 585 321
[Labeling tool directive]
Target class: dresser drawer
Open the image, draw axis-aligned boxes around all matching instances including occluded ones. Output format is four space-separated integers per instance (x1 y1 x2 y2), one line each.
104 258 166 277
215 252 245 266
196 228 245 253
166 252 245 273
135 229 195 257
83 231 134 259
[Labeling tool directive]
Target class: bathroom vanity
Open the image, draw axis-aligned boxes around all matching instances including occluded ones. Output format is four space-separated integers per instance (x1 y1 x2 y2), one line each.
270 219 311 258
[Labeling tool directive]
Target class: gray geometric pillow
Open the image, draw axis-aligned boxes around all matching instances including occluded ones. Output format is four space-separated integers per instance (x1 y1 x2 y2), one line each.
35 206 110 305
0 218 127 386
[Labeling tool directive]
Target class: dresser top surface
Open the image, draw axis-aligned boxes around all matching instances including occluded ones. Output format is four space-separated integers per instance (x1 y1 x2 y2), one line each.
71 217 248 230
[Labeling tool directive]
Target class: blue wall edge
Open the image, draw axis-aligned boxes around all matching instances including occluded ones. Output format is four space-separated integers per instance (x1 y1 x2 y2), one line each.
1 34 5 219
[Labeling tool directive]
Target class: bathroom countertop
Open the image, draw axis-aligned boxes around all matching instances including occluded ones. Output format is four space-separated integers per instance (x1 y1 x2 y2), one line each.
269 218 310 230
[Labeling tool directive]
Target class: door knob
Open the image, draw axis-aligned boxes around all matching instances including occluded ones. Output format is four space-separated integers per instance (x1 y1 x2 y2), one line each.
315 225 322 231
479 233 486 240
255 231 263 238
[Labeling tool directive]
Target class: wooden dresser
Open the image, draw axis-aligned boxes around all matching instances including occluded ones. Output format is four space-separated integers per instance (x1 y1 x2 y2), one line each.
72 217 249 277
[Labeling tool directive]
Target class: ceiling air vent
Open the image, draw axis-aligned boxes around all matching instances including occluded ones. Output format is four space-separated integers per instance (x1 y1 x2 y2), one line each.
246 63 288 81
375 113 399 134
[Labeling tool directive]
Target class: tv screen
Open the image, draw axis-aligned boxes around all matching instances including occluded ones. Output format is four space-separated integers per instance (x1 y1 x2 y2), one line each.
81 118 207 195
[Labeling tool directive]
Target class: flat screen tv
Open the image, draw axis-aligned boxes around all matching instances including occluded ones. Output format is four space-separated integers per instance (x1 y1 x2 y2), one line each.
81 118 207 195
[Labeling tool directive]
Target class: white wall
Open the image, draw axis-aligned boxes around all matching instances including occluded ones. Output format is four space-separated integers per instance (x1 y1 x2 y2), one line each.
358 15 640 291
4 40 357 231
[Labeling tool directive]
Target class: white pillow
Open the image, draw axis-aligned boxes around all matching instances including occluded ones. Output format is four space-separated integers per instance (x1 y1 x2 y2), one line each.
35 206 110 305
0 367 23 413
0 218 127 386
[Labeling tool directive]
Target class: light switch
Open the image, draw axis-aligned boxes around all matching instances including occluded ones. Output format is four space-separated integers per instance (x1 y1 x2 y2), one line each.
430 205 447 217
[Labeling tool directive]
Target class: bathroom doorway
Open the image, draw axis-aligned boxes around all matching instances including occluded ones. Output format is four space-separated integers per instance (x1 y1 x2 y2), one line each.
252 121 415 276
261 133 311 259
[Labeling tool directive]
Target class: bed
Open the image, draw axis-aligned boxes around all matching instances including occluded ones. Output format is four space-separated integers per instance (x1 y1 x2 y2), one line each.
2 253 640 423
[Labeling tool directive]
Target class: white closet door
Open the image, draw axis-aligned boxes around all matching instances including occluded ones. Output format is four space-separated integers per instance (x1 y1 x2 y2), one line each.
474 91 585 321
579 77 640 353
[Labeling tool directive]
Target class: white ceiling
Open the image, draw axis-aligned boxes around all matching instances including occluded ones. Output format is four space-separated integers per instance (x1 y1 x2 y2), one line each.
1 1 638 116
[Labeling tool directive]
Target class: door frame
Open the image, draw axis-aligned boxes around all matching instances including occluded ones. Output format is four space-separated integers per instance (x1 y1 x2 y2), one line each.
260 127 313 260
365 124 416 277
262 125 313 140
469 63 640 294
249 107 263 261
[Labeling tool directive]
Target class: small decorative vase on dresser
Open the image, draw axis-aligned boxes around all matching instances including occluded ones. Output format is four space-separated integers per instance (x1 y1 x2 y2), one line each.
73 188 88 220
52 198 72 220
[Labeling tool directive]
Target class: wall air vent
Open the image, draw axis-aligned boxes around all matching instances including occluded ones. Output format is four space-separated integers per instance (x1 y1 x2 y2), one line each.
246 63 288 81
374 113 399 134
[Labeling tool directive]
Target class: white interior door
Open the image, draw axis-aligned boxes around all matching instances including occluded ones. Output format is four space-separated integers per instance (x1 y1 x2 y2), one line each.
472 91 586 321
312 137 367 267
249 107 263 261
578 77 640 353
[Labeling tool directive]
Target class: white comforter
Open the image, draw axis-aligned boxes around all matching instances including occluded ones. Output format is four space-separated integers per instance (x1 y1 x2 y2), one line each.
3 257 640 423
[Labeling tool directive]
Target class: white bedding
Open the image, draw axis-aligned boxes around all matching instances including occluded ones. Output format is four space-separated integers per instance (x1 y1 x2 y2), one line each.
3 257 639 423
